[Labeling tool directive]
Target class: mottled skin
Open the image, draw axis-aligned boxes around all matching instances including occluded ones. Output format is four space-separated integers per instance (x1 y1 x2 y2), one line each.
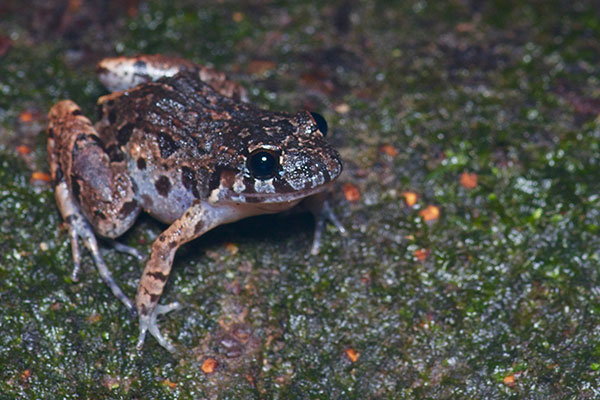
47 55 344 351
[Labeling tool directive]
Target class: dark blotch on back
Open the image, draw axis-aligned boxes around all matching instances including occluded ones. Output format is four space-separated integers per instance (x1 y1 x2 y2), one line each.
134 60 147 69
194 220 204 235
95 106 104 122
72 133 88 152
181 166 200 198
157 131 179 158
54 163 63 185
155 175 171 197
108 109 117 125
141 194 153 209
71 177 81 200
119 200 138 217
106 145 125 162
146 271 168 282
209 167 235 192
137 157 147 170
88 134 105 148
117 123 134 146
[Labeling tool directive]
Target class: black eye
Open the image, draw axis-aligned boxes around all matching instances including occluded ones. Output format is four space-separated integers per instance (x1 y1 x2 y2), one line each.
248 151 278 180
310 112 328 136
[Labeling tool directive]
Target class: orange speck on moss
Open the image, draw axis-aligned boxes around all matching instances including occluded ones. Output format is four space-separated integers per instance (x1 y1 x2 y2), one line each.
460 172 478 189
419 205 440 221
20 369 31 382
414 248 428 261
19 110 34 123
162 378 177 389
247 60 276 75
232 11 244 22
402 191 418 207
201 358 218 374
503 374 516 386
86 313 102 323
345 348 359 362
379 144 398 157
16 145 32 155
342 183 360 202
30 172 51 183
224 242 238 255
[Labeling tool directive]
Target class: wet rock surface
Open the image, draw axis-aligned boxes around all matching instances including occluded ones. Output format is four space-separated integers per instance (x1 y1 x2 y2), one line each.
1 1 600 398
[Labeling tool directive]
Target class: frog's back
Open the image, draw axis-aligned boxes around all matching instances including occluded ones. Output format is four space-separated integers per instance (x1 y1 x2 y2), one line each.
97 71 229 160
94 72 238 222
96 71 293 164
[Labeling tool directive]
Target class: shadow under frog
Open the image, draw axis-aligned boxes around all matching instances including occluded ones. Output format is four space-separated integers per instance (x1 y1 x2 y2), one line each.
46 54 345 352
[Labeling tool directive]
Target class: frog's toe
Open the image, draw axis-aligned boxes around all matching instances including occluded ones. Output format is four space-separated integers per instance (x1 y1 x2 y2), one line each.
106 239 146 261
156 301 182 314
68 228 82 282
310 200 346 255
322 203 347 236
137 302 182 352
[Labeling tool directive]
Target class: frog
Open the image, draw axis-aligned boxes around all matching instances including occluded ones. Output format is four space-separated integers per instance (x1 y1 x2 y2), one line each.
46 54 345 352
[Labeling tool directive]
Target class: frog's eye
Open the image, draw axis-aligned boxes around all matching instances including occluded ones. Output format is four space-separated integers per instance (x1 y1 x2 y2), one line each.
248 150 279 180
310 112 328 136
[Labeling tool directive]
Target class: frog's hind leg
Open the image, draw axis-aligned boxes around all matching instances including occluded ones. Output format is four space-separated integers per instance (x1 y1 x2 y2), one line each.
96 54 248 101
96 55 197 92
48 100 141 311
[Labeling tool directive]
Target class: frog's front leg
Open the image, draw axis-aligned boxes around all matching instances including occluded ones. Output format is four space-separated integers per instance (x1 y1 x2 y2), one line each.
135 200 244 351
302 192 347 255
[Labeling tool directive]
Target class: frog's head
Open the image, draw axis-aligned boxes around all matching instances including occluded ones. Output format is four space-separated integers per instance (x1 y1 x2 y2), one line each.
210 110 342 208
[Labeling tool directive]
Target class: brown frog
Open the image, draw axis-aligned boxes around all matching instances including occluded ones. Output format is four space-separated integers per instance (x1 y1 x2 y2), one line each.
47 55 345 351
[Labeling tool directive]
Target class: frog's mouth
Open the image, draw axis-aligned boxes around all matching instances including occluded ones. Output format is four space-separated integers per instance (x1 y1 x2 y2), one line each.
210 181 335 211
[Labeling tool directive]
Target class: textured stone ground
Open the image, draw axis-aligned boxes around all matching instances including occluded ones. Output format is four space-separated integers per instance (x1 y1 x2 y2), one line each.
1 1 600 398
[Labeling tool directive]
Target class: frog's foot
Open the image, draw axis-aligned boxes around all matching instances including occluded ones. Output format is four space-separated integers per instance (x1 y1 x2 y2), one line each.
56 182 135 312
310 200 347 256
105 239 145 261
136 302 182 352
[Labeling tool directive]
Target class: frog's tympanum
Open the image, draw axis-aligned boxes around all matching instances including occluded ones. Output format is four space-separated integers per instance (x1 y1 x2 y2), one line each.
47 55 344 351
